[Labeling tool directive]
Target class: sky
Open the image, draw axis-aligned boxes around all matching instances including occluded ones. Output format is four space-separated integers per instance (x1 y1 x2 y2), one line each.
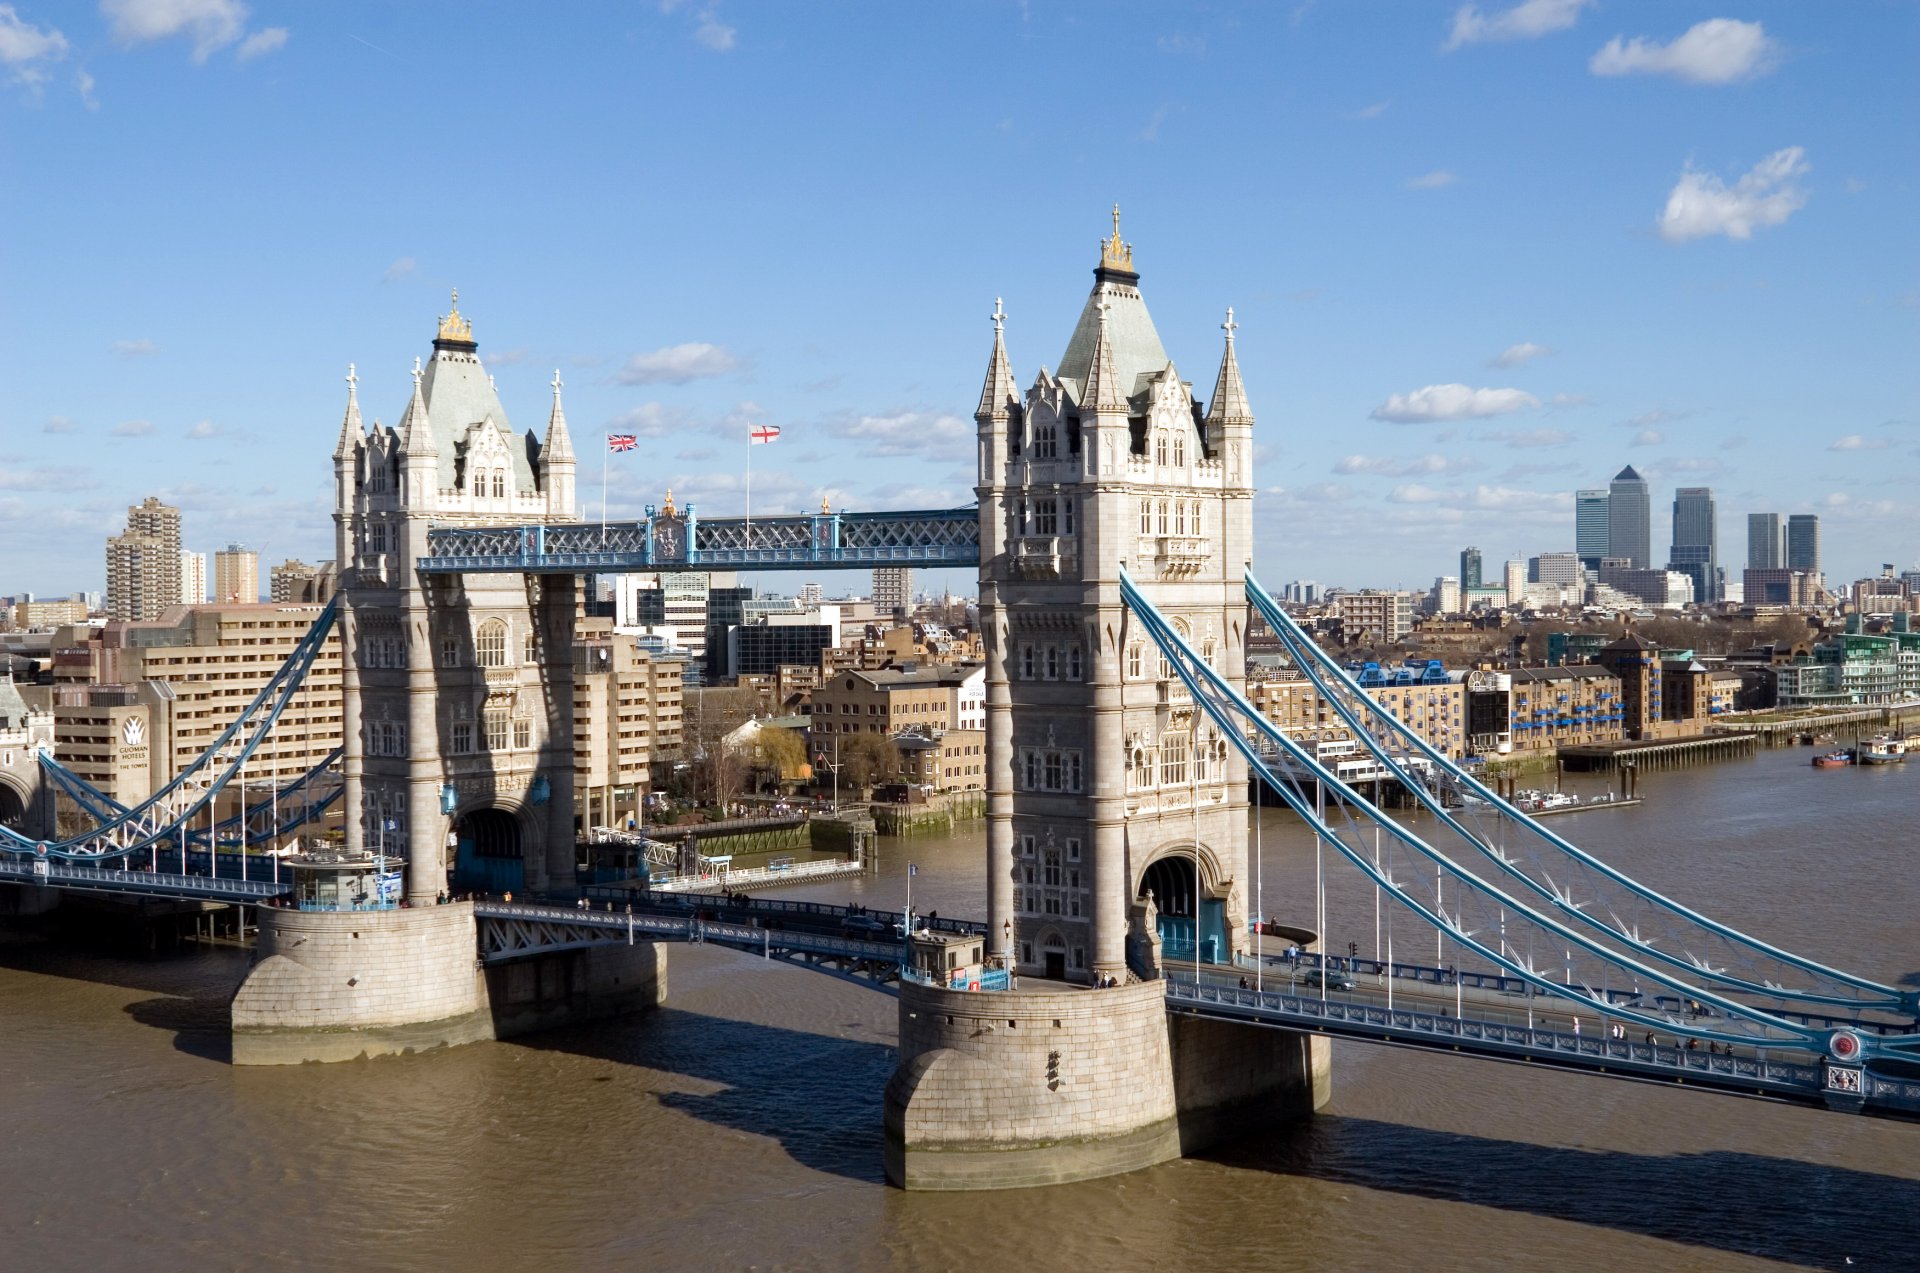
1 0 1915 600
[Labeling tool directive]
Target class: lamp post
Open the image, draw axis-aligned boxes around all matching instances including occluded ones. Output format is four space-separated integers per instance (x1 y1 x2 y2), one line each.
1002 918 1015 990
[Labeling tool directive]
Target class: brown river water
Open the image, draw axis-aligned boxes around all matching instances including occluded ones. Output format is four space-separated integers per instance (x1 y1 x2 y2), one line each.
2 745 1917 1272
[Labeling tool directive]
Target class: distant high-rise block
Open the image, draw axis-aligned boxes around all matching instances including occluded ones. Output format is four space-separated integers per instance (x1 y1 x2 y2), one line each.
1575 490 1609 570
106 496 183 621
179 551 208 605
1668 486 1716 604
1607 467 1650 570
213 543 260 604
1459 546 1482 591
1786 514 1820 577
873 566 913 618
1747 513 1783 570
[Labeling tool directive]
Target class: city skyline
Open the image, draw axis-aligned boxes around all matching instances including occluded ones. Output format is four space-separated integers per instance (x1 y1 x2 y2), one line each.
2 2 1915 597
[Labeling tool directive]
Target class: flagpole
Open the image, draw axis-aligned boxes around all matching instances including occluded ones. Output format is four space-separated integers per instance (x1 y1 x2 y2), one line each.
745 430 752 550
601 434 609 544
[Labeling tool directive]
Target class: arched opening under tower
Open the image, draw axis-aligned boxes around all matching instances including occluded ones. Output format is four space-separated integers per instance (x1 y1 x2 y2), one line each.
0 781 26 831
1141 853 1228 965
451 807 523 896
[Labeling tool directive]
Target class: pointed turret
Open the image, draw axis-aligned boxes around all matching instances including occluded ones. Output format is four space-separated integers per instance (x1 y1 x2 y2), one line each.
975 298 1016 421
333 363 364 461
399 357 435 457
1204 308 1253 425
1083 298 1126 415
540 370 578 517
542 369 576 464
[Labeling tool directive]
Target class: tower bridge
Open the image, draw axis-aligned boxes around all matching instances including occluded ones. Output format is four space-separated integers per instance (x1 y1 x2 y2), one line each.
5 215 1917 1186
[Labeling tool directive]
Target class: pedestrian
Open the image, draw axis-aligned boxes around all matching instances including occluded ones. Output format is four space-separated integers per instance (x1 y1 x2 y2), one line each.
1572 1017 1581 1037
1240 976 1250 990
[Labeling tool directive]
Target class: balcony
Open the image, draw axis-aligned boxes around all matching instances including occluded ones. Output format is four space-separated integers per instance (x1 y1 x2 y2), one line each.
1155 536 1211 578
1011 535 1074 579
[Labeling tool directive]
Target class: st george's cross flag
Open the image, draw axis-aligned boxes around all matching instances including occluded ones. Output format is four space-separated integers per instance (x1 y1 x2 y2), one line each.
607 433 637 452
749 424 781 444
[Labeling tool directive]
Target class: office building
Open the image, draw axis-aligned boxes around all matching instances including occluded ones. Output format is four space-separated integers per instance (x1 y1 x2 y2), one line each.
1575 489 1609 571
105 496 183 621
1743 569 1820 608
1668 486 1717 604
1747 514 1783 570
1458 547 1482 591
1430 576 1461 616
571 620 684 830
1786 514 1821 578
213 543 260 604
270 559 337 604
1503 559 1527 609
1607 466 1650 570
1333 591 1413 643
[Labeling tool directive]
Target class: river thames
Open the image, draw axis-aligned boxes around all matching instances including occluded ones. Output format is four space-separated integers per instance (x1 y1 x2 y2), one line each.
2 745 1916 1271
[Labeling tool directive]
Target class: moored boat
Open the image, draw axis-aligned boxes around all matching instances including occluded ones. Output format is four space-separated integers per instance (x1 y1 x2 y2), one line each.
1813 751 1854 769
1858 735 1908 765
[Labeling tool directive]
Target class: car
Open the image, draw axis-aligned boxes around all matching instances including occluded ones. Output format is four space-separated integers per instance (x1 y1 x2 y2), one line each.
1299 969 1356 992
841 914 901 939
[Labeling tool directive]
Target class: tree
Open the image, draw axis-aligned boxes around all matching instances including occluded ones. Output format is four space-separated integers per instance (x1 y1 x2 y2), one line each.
837 732 901 792
749 725 807 786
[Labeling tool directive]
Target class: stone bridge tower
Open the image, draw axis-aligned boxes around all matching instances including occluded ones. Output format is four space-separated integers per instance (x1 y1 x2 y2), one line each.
332 295 581 903
977 211 1256 985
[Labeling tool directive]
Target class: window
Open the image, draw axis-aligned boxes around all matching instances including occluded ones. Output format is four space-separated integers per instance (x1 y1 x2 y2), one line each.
1139 499 1151 535
1203 636 1217 667
1126 644 1143 679
1156 500 1169 534
1174 502 1186 535
1172 436 1185 467
1021 645 1036 679
476 620 508 667
451 722 473 754
1045 646 1059 680
1066 645 1083 680
1159 731 1188 786
1043 847 1062 887
485 708 509 751
491 472 506 499
1035 422 1057 459
524 631 537 663
440 636 460 668
1189 501 1202 536
513 719 531 749
1035 498 1058 535
1155 433 1168 465
1063 500 1075 534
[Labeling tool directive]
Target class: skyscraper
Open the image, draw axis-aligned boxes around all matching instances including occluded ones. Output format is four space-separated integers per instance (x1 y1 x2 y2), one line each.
1607 467 1650 570
873 566 913 618
105 496 182 621
1668 487 1716 604
213 543 259 604
1575 490 1609 571
1786 514 1821 578
179 550 208 605
1747 513 1783 569
1459 546 1482 591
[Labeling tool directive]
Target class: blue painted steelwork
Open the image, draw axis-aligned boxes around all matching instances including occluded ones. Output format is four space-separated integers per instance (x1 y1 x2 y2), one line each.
417 506 980 575
1120 571 1920 1094
37 746 343 848
0 856 287 902
1244 573 1913 1017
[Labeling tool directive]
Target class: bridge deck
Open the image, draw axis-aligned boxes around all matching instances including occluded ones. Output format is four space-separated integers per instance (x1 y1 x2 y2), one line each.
0 858 286 903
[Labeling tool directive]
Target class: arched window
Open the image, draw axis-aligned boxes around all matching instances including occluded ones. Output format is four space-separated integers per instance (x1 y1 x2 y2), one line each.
492 472 506 499
476 619 508 667
1139 498 1152 535
1021 645 1036 679
524 631 537 663
1203 635 1217 666
1174 502 1186 535
1190 501 1202 536
1156 500 1169 535
1154 433 1168 466
1159 731 1188 786
1172 435 1185 467
1045 646 1059 679
1036 422 1057 459
1126 643 1143 679
1067 645 1083 680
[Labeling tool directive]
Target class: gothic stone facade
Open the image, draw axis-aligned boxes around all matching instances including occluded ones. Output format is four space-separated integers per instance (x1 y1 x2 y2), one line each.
977 223 1256 985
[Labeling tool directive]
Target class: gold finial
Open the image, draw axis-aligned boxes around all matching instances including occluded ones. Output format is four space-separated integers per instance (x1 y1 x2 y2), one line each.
820 494 831 515
661 488 677 517
436 288 472 343
1100 204 1133 271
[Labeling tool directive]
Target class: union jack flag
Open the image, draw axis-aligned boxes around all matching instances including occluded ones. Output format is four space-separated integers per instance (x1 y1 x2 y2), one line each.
749 424 781 444
607 434 637 452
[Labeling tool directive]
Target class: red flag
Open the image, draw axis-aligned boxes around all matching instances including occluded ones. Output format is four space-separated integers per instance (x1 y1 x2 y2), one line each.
608 434 637 452
750 424 781 445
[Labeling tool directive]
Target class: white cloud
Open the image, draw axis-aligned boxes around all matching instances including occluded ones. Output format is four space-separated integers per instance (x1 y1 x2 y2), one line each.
825 409 972 461
1332 453 1474 477
75 66 95 107
1139 102 1179 143
102 0 249 62
1657 146 1809 243
1829 434 1892 452
185 419 221 439
1547 392 1591 409
1481 427 1573 448
112 338 156 357
1445 0 1590 51
1388 483 1443 504
43 415 76 434
483 347 529 368
615 341 744 385
1351 100 1390 120
1590 19 1776 85
0 4 67 85
0 465 92 492
1405 170 1459 190
381 256 415 283
1489 341 1552 368
693 9 735 51
235 25 284 61
1371 383 1539 423
1632 428 1663 446
1157 33 1205 56
112 419 153 437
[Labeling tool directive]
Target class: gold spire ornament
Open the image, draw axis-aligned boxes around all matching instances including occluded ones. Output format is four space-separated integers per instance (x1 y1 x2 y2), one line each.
437 288 473 343
820 494 832 514
1100 204 1133 271
661 488 677 517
